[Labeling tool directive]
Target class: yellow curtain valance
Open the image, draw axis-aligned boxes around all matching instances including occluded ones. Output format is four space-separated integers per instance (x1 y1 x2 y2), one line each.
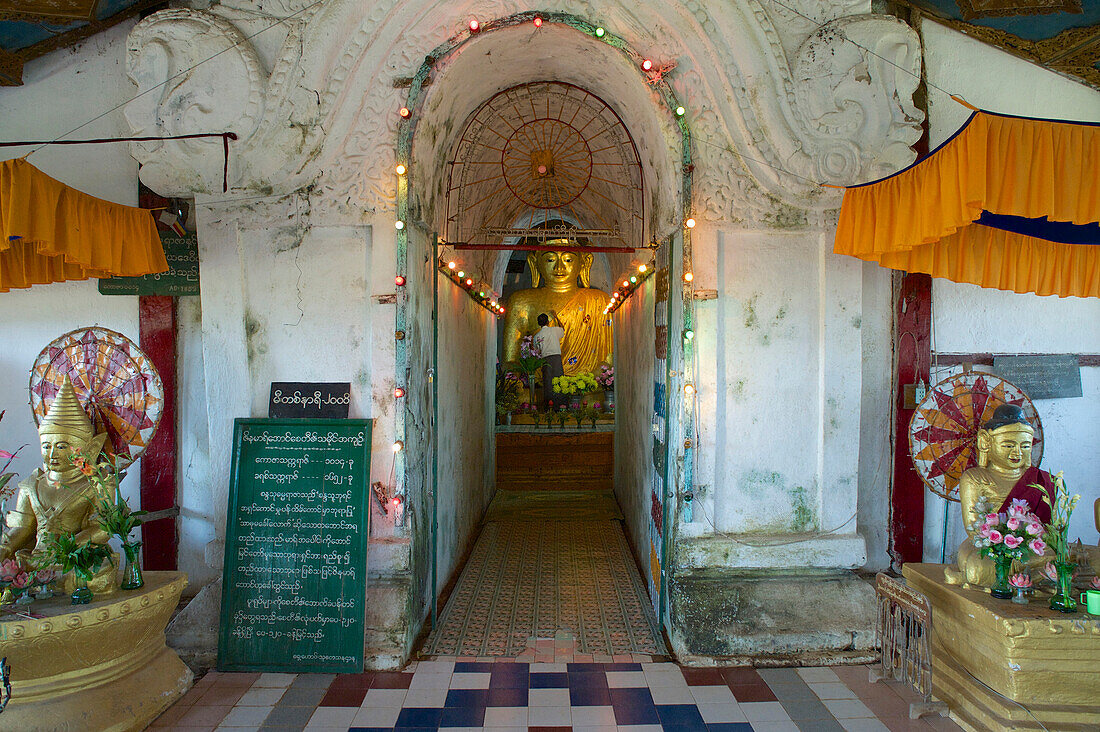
834 110 1100 298
0 158 167 292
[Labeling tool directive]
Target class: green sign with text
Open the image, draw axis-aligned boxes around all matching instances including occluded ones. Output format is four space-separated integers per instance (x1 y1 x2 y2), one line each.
97 233 199 296
218 418 372 673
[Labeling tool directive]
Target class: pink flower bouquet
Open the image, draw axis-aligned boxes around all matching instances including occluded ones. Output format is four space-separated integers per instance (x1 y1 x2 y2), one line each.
967 495 1047 564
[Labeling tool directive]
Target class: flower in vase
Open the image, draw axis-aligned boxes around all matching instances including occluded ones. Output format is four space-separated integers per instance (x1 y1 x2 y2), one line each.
34 568 58 585
1028 538 1047 556
1091 577 1100 591
0 558 19 584
1041 562 1059 582
593 403 602 410
1025 521 1043 536
1008 498 1030 517
1008 573 1032 589
987 529 1003 544
11 571 30 589
1006 516 1021 531
1003 534 1022 549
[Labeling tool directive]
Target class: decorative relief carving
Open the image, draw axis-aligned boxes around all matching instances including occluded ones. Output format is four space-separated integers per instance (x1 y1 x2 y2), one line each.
125 1 922 221
792 15 923 186
955 0 1082 21
125 9 267 196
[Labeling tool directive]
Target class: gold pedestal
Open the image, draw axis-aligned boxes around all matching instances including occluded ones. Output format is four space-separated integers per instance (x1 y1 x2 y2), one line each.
0 571 192 732
903 563 1100 731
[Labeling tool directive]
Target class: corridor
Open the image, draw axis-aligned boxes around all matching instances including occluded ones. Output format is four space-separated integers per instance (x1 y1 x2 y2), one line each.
424 490 664 659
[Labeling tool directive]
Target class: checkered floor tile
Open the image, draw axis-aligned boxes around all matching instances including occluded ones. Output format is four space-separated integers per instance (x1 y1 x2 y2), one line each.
151 661 963 731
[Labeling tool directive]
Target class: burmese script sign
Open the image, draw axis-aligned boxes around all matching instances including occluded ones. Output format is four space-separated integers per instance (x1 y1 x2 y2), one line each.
268 382 352 419
218 418 371 673
98 233 199 296
992 355 1082 400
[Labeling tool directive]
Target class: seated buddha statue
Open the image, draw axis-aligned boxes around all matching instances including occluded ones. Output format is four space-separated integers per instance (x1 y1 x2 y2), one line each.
502 241 613 377
0 378 118 594
944 404 1053 589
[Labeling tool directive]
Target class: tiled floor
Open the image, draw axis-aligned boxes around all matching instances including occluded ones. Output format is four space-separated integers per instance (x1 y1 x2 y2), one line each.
152 660 963 731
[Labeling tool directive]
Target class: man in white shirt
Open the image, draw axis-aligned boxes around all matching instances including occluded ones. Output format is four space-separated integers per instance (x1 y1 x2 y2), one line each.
535 313 565 404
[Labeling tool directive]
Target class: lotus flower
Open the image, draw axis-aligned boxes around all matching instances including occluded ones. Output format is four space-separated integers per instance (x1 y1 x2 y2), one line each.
34 569 58 585
1042 562 1059 582
988 530 1004 544
1003 534 1022 549
1028 538 1047 556
1009 573 1032 589
1091 577 1100 591
11 571 30 589
0 558 20 583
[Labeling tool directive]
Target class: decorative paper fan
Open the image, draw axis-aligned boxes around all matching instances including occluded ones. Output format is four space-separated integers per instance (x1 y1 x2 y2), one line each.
29 327 164 460
909 372 1042 502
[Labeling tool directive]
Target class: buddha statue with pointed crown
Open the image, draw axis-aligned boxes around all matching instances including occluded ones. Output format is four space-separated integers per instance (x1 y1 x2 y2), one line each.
502 242 613 377
0 378 118 593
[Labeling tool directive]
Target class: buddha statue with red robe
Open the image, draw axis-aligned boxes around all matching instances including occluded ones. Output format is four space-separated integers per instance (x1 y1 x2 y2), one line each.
945 404 1053 588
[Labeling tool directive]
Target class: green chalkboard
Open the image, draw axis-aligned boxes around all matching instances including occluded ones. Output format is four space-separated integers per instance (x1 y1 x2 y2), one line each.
98 233 199 296
218 418 372 673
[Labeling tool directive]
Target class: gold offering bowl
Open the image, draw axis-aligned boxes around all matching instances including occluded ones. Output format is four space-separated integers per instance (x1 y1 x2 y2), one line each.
0 571 192 731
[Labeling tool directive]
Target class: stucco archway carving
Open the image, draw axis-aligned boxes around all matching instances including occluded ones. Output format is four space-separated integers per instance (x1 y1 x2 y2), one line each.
125 1 922 227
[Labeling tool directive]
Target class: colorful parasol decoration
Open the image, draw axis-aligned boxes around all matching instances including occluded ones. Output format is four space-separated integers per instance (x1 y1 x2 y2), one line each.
28 327 164 460
909 371 1042 502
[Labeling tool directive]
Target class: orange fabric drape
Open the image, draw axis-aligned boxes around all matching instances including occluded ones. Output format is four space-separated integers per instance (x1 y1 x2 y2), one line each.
0 158 167 292
834 111 1100 298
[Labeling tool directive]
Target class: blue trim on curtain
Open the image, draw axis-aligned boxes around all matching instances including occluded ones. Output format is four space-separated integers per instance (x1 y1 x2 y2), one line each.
977 211 1100 246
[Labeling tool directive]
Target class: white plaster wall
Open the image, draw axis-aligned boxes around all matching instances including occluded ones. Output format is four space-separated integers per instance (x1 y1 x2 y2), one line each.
683 226 866 569
920 19 1100 561
434 274 495 595
0 22 142 523
613 274 657 576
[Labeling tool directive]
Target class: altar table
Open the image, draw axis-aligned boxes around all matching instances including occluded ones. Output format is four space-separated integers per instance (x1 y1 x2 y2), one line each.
903 563 1100 731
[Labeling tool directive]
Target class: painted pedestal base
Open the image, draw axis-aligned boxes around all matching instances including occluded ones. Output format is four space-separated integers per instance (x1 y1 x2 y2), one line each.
903 563 1100 731
669 570 877 665
1 571 192 732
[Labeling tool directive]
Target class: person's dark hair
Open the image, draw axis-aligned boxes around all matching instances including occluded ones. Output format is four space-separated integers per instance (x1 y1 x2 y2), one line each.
537 313 549 327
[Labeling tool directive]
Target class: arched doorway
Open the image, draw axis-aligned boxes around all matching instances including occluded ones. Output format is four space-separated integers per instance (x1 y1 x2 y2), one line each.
402 24 687 658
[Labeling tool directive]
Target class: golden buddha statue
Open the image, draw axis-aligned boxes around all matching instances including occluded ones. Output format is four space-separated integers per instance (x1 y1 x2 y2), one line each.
945 404 1053 588
502 242 613 376
0 378 118 593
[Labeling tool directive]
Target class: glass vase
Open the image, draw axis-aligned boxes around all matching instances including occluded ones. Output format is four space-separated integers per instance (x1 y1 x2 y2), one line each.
71 574 92 605
1049 560 1077 613
990 554 1013 599
1011 586 1029 605
121 541 145 590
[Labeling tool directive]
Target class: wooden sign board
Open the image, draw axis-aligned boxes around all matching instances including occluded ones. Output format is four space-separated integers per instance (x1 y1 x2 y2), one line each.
98 233 199 296
269 382 352 419
218 418 371 673
992 355 1082 400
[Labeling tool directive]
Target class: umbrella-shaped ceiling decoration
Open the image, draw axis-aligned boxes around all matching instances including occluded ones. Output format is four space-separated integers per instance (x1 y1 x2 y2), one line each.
29 327 164 460
834 109 1099 298
909 371 1042 502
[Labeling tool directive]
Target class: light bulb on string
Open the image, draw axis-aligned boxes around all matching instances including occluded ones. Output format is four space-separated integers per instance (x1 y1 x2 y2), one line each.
468 18 480 32
684 272 694 283
394 387 406 398
595 26 605 37
457 270 465 278
630 276 637 283
395 220 405 230
533 16 542 27
684 383 696 396
448 261 456 270
675 106 686 117
641 59 653 71
638 264 647 273
685 218 696 228
392 441 404 452
395 275 406 286
399 107 410 118
395 163 407 175
622 280 630 287
465 278 473 287
684 329 695 341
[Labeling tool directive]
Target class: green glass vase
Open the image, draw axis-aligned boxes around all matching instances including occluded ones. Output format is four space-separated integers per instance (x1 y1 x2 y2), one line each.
71 574 92 605
121 541 145 590
1049 560 1077 613
990 554 1013 599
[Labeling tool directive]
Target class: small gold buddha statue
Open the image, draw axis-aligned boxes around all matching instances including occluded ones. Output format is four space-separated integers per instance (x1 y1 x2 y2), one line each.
0 378 118 594
502 242 613 376
945 404 1053 588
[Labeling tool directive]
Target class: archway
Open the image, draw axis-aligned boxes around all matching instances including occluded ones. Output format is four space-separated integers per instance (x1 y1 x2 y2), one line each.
402 18 688 655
